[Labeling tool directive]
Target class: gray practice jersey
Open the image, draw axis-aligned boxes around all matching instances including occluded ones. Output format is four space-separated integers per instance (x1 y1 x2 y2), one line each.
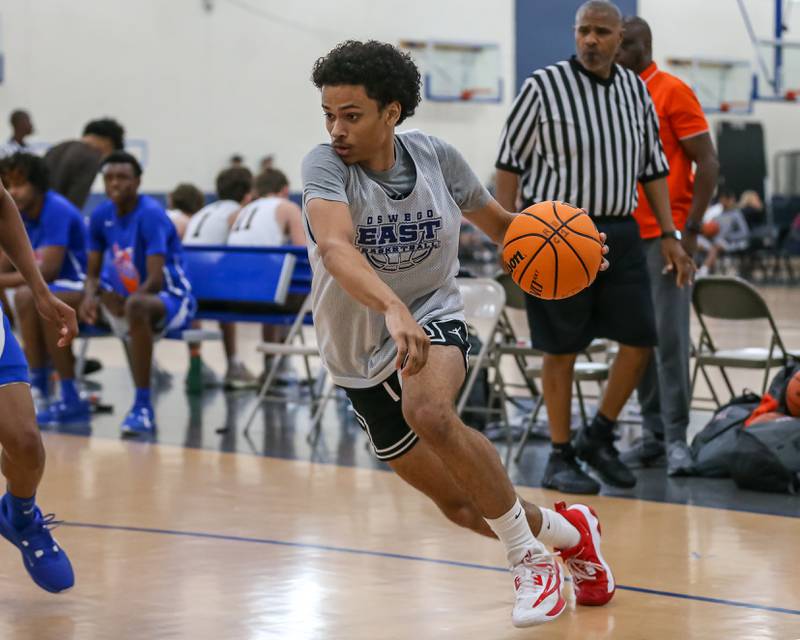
302 129 491 388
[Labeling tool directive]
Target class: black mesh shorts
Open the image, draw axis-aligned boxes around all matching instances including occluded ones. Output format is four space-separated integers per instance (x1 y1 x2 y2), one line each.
524 216 657 354
343 319 470 462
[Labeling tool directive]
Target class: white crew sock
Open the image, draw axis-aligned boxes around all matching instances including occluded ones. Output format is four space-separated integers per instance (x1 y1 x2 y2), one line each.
536 507 581 550
485 499 545 565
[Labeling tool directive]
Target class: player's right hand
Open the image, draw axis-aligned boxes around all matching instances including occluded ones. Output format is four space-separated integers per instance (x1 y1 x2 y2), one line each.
385 301 430 377
79 296 99 325
34 291 79 348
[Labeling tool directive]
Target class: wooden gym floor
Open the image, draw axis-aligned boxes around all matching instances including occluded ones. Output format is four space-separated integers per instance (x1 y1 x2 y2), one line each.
0 284 798 639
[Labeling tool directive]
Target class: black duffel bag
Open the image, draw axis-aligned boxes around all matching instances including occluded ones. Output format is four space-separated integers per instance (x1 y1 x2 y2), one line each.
730 416 800 494
690 392 761 477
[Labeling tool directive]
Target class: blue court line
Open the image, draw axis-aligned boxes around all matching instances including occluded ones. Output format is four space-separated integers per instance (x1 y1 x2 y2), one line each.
62 521 800 617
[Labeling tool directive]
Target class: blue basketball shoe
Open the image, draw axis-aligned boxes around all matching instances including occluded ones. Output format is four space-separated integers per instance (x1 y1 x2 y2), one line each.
0 495 74 593
121 404 156 436
37 398 91 426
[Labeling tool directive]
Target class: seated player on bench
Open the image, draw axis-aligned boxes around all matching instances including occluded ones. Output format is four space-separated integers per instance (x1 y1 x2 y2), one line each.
183 165 258 389
228 168 307 382
0 152 89 424
79 151 196 436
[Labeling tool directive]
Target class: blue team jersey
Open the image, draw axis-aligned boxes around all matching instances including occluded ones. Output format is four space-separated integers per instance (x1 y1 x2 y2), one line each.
23 190 87 283
88 195 191 297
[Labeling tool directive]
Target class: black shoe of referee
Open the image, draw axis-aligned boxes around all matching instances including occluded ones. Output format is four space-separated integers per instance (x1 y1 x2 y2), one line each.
574 424 637 489
542 446 600 495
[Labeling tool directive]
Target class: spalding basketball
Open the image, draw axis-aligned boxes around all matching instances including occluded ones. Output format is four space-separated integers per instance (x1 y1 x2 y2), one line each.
786 371 800 417
749 411 787 425
502 201 602 300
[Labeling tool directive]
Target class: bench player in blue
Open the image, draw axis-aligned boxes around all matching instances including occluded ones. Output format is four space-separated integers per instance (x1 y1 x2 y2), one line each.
79 151 195 436
0 172 77 592
0 152 89 424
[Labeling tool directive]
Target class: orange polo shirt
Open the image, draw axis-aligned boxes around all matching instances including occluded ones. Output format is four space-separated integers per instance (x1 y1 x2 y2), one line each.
634 62 709 239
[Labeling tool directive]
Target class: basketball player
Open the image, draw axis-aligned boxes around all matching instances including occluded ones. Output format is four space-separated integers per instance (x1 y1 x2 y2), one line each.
0 175 76 592
0 153 89 424
228 168 305 247
303 40 613 627
79 151 196 435
184 165 255 389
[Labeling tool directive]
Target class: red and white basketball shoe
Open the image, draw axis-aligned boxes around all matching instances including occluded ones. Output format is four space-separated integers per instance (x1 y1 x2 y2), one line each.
555 502 616 606
510 549 566 627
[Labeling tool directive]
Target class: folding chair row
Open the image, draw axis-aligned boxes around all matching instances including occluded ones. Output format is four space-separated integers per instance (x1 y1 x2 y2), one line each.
691 276 800 407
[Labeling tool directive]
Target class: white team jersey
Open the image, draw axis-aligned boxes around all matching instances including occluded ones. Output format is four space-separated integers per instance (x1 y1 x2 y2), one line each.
227 196 286 246
183 199 241 245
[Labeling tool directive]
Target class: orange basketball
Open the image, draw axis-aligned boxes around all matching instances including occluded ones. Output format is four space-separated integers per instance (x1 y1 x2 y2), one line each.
702 220 720 238
502 201 602 300
786 371 800 417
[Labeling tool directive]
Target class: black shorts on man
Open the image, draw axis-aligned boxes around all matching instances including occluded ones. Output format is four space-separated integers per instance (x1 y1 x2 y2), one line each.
524 216 658 354
343 319 470 461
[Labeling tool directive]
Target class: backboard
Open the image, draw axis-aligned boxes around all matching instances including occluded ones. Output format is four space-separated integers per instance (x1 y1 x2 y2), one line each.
399 40 502 103
665 56 754 114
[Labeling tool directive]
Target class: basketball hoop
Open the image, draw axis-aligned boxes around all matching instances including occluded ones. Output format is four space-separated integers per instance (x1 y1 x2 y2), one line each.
458 87 493 102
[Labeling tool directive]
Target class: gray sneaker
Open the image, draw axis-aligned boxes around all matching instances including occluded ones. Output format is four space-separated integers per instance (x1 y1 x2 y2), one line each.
619 432 666 468
666 441 696 477
224 362 259 390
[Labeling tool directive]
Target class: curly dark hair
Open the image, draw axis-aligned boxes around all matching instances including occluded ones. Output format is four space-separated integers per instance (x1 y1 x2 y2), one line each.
0 152 49 193
311 40 421 125
83 117 125 150
101 150 142 177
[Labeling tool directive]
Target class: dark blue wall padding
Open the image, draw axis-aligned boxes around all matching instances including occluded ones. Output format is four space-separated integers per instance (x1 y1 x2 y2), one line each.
514 0 638 91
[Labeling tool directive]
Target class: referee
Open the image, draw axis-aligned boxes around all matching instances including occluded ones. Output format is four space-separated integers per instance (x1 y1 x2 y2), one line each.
495 0 694 494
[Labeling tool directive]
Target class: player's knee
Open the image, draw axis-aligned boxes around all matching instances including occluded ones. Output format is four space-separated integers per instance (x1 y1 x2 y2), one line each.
13 286 34 315
402 402 457 445
6 426 45 469
124 294 150 322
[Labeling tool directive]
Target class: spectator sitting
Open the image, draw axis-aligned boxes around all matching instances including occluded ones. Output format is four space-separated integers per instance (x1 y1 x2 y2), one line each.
0 110 35 159
698 188 750 275
167 183 206 239
228 168 306 382
739 189 766 229
183 166 255 390
44 118 125 210
0 153 89 423
79 151 196 436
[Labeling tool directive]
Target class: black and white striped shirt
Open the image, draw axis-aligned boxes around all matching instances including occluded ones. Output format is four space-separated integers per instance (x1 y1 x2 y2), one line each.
496 57 669 217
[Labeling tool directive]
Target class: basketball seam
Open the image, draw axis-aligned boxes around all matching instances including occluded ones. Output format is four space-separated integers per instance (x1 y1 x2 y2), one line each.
514 212 565 298
552 207 592 284
515 235 553 291
524 206 594 288
503 232 552 247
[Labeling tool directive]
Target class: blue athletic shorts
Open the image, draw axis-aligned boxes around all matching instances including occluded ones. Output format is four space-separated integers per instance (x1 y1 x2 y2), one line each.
157 291 197 334
49 279 85 294
0 305 30 386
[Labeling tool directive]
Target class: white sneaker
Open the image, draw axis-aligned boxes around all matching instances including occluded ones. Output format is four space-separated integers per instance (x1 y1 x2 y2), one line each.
510 549 566 628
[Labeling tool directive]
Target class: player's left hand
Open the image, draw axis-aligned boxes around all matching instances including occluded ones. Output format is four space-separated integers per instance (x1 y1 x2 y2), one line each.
599 232 610 271
34 290 79 348
660 237 695 287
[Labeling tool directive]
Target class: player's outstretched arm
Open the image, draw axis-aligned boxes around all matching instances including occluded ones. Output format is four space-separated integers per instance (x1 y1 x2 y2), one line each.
0 183 78 346
466 198 611 271
307 198 429 376
463 198 517 245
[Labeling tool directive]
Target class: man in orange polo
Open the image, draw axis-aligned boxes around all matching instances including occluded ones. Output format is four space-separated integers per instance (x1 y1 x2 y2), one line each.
617 16 719 475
